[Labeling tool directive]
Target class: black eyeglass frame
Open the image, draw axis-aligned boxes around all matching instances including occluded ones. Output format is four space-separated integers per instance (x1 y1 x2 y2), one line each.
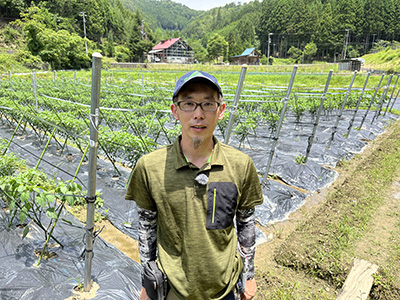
176 101 221 112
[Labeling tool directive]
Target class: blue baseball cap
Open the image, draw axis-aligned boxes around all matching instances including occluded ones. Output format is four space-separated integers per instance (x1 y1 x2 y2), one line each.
173 70 223 100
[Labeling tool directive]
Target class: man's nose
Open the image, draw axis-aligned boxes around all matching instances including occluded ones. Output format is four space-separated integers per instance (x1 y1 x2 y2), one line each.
193 104 205 118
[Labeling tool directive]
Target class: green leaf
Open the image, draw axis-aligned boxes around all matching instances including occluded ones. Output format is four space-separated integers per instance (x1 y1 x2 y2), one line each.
61 185 68 194
36 195 46 207
22 225 29 239
46 194 55 203
21 191 30 203
20 207 28 223
46 207 58 219
66 195 75 206
9 200 15 211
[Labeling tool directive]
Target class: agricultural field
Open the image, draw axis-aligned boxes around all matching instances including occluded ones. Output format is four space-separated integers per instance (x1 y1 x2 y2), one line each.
0 63 400 299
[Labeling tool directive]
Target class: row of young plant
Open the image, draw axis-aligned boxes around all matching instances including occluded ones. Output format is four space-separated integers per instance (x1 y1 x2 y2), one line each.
0 69 396 268
0 139 105 266
0 70 396 170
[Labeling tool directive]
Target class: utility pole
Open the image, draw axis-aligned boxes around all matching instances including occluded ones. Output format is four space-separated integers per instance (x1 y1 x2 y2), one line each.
267 32 273 65
343 29 349 60
80 12 88 56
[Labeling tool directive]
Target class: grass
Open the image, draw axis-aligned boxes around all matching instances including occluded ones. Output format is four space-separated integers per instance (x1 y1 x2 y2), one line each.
255 118 400 299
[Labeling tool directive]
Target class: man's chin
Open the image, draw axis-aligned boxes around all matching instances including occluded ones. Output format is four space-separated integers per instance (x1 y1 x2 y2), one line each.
192 137 204 149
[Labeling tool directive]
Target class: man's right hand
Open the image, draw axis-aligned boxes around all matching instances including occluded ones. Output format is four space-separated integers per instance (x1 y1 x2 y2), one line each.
139 286 149 300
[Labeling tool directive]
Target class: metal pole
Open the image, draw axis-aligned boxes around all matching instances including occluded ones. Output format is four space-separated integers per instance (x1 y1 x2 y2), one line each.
359 74 384 129
32 69 38 109
389 86 400 113
84 52 102 292
224 65 247 144
346 72 370 137
371 74 392 124
304 70 333 163
384 74 399 115
328 70 357 148
142 73 145 104
262 65 298 183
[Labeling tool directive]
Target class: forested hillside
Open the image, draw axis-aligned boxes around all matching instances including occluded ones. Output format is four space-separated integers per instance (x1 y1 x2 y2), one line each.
119 0 200 32
0 0 400 72
257 0 400 61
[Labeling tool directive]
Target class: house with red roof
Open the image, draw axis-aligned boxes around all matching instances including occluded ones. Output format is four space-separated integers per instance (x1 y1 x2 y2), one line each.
148 37 194 64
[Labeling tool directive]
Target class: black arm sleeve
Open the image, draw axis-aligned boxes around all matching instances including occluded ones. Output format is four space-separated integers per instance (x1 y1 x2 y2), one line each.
137 207 158 265
236 208 256 280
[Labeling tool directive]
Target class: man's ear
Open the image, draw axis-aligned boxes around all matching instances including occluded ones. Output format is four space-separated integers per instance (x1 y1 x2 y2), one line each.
171 103 179 120
218 103 226 120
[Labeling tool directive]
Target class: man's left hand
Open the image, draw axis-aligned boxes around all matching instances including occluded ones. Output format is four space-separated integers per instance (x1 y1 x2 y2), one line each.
240 278 257 300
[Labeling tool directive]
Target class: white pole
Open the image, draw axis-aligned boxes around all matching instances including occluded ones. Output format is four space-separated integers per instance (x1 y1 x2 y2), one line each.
84 52 102 292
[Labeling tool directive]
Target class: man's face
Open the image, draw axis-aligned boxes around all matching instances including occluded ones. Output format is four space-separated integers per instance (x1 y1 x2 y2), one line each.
171 81 225 147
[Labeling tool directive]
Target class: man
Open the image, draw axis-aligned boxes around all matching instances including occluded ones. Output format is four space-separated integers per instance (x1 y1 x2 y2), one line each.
126 70 263 300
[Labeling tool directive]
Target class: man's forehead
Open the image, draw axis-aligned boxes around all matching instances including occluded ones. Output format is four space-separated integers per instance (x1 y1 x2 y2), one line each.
178 80 219 94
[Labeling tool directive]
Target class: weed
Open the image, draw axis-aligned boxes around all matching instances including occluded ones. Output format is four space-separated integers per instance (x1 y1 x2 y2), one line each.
294 154 306 165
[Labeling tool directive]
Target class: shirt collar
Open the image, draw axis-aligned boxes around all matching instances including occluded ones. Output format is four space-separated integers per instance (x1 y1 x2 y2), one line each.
173 136 224 170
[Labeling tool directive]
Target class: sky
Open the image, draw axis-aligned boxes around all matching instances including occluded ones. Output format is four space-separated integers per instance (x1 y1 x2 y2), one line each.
173 0 253 11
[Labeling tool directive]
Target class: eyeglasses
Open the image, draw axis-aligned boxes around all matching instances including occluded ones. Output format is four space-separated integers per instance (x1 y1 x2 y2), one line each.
177 101 221 112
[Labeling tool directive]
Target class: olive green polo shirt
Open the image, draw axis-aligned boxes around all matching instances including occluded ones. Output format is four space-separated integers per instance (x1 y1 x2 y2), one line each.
126 136 263 300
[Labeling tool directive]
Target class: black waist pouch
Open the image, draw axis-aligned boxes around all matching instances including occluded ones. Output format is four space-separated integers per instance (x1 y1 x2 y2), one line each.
142 261 168 300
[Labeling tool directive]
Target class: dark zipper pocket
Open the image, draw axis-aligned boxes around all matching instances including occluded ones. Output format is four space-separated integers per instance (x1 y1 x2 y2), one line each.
206 182 238 230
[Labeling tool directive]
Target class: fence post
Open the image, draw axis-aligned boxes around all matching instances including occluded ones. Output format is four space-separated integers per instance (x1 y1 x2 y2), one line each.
141 73 145 104
389 86 400 113
224 65 247 144
31 69 38 109
359 74 384 129
384 74 399 116
328 70 357 148
347 72 370 137
304 70 333 163
84 52 102 292
262 65 298 184
371 74 392 124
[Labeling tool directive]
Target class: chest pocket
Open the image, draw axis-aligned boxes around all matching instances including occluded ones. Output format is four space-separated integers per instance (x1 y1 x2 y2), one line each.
206 182 238 230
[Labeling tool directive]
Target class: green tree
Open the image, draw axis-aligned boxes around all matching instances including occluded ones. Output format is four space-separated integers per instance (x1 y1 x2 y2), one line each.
287 46 302 63
188 39 207 63
207 33 228 63
105 30 115 57
127 10 154 62
37 29 90 69
304 42 317 62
